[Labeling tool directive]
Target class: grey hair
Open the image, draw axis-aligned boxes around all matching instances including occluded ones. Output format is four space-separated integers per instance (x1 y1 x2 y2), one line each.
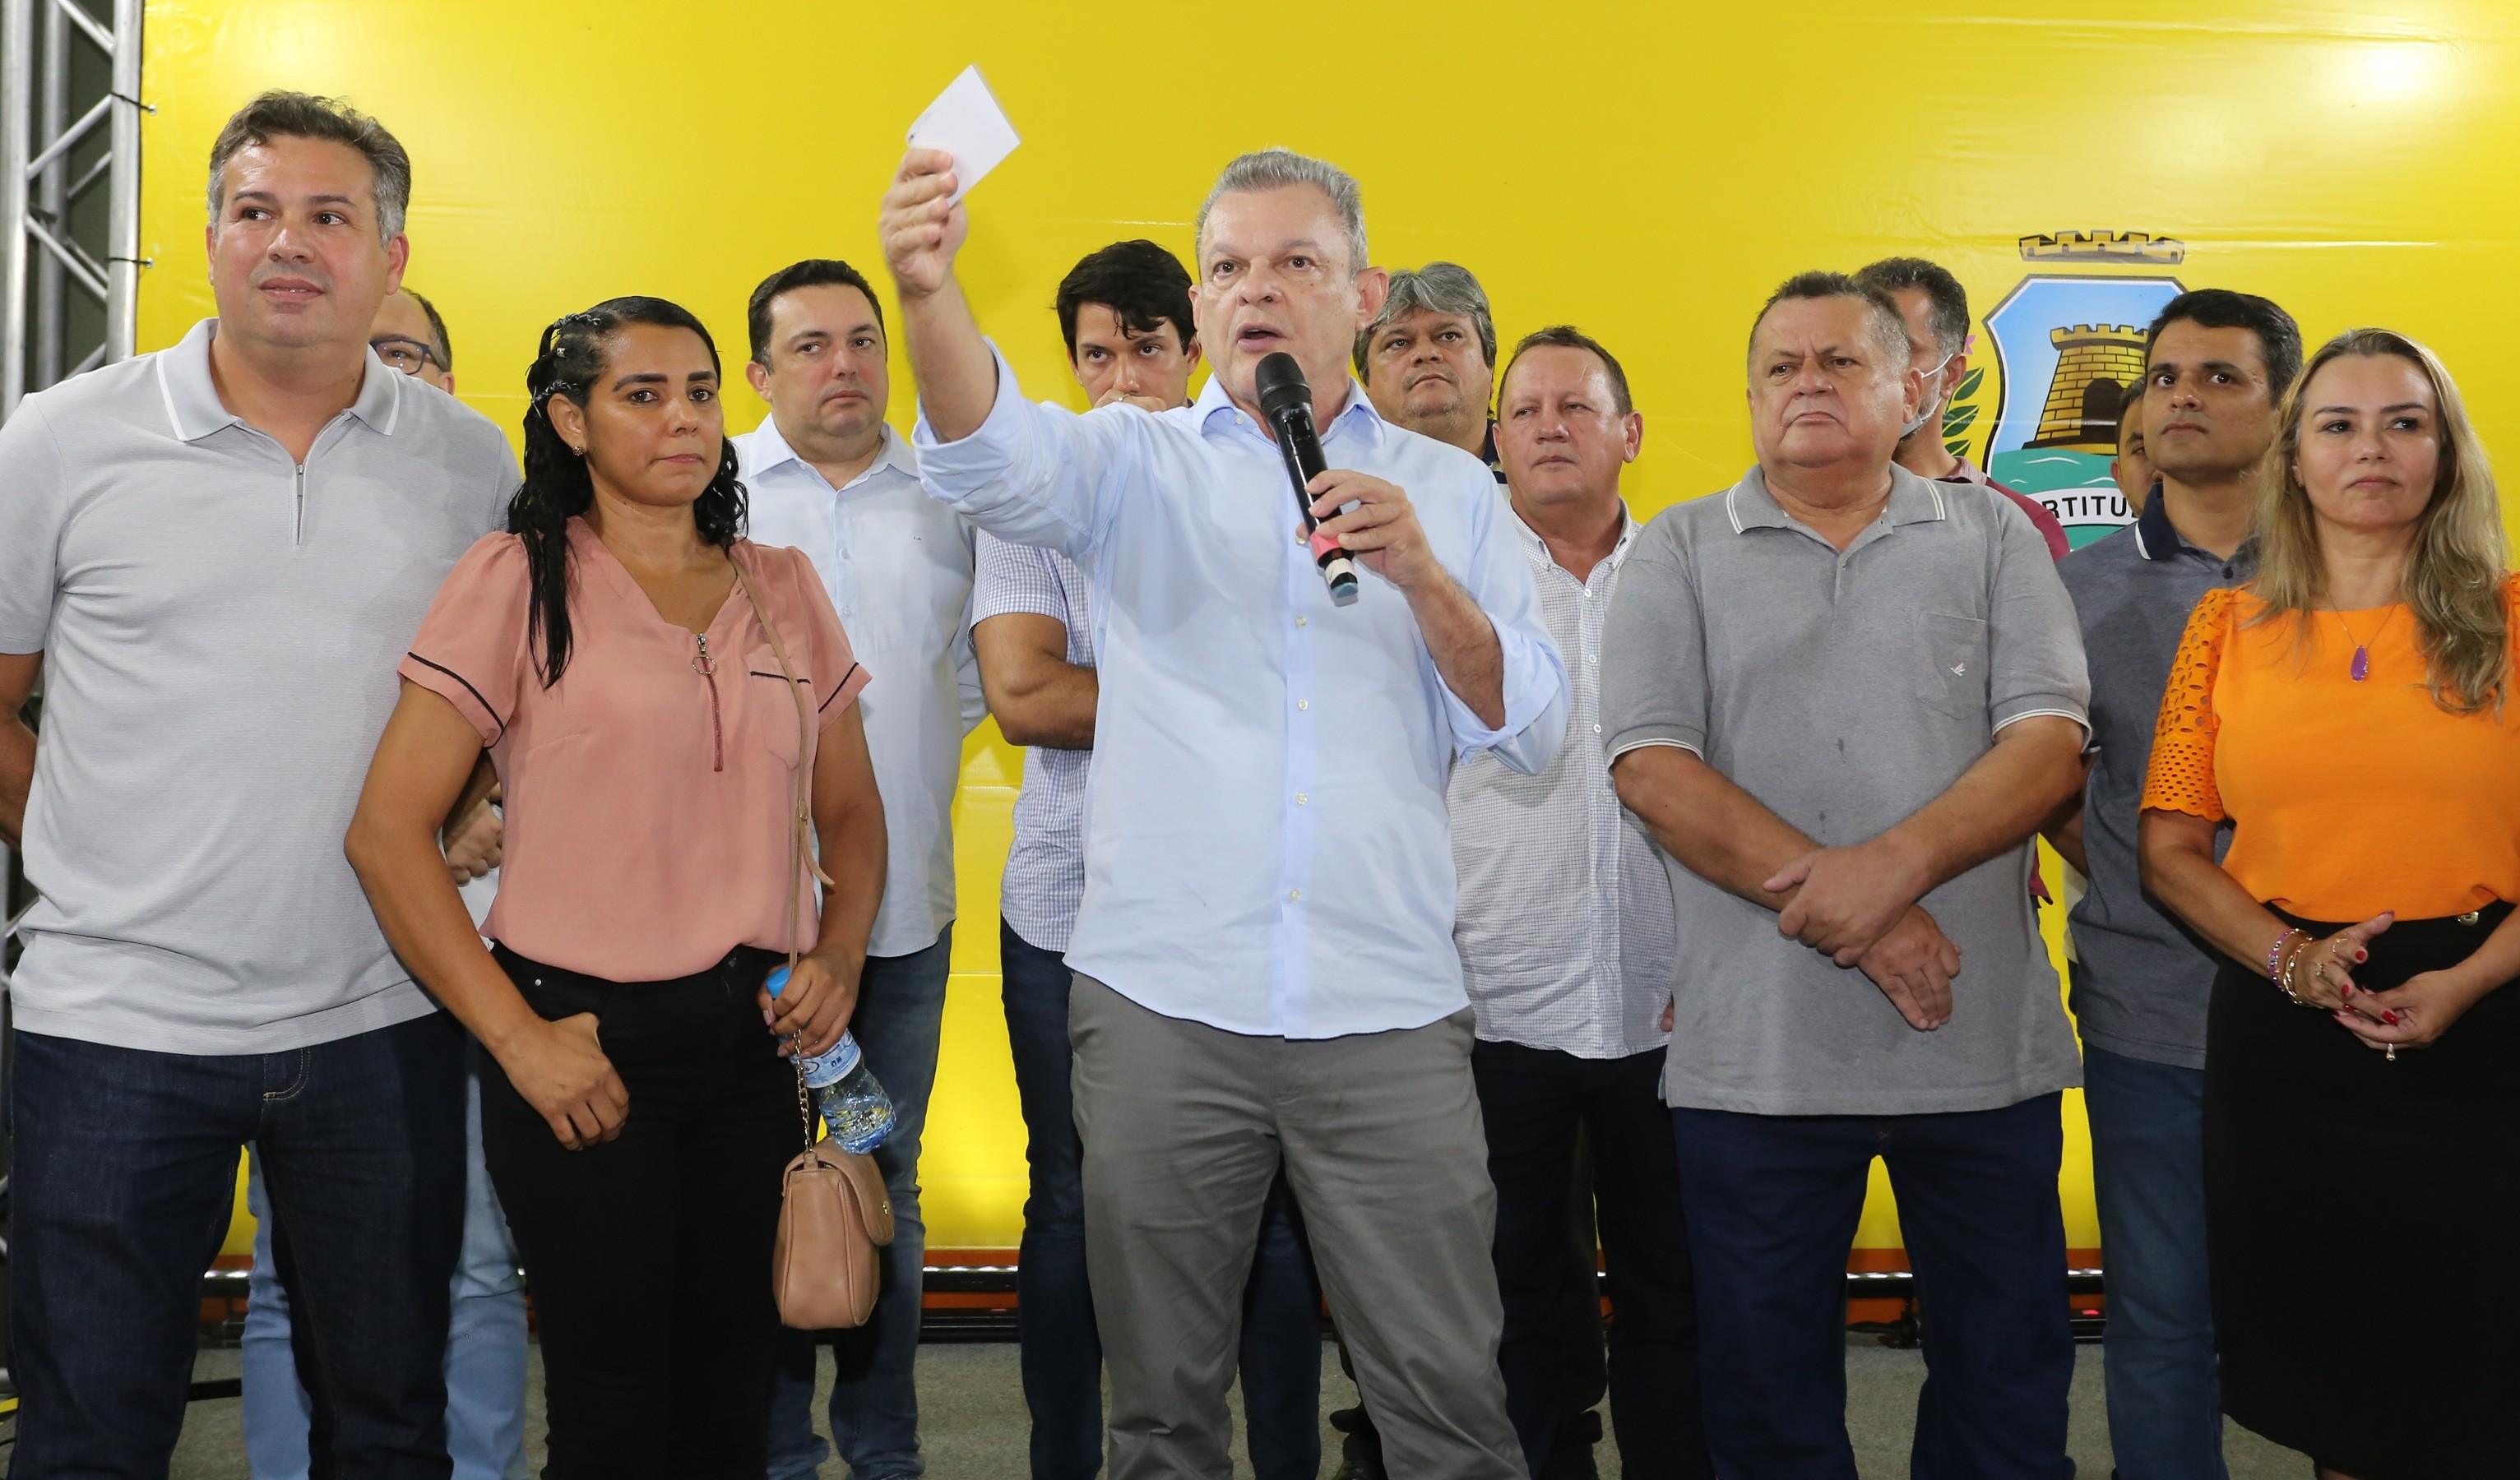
1355 262 1496 373
1194 148 1369 275
1747 270 1913 368
207 90 410 242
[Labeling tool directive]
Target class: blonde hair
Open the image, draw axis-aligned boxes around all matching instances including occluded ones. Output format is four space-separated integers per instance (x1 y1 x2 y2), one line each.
2250 327 2508 714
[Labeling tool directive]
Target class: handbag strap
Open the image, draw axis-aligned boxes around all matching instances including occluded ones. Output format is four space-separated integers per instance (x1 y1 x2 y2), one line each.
730 548 836 1151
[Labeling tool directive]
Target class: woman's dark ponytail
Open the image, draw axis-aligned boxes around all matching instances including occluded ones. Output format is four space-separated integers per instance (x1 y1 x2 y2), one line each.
510 296 748 687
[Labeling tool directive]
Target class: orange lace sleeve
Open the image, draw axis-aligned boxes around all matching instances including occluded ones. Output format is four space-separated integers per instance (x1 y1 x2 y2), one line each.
2142 588 2235 820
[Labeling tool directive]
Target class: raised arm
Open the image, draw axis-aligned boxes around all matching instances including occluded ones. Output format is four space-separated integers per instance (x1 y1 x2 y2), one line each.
878 151 1137 558
879 148 996 442
346 683 628 1150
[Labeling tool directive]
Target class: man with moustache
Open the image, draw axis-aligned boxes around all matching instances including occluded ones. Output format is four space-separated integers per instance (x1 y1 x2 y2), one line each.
734 257 985 1480
2046 289 2298 1479
1358 261 1501 477
973 238 1325 1480
882 144 1564 1478
0 92 518 1477
1605 271 2087 1473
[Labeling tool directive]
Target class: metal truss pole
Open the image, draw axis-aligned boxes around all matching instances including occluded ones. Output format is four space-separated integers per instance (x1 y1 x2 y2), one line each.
2 0 146 419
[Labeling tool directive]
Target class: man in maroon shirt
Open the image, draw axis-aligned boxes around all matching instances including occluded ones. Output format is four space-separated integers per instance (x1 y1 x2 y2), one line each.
1855 257 2072 559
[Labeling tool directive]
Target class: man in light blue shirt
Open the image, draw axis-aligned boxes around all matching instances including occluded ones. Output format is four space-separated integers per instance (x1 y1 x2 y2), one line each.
879 146 1565 1478
732 257 984 1480
974 238 1327 1480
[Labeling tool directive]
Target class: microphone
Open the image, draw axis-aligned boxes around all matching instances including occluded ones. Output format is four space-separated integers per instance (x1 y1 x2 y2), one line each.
1252 351 1360 608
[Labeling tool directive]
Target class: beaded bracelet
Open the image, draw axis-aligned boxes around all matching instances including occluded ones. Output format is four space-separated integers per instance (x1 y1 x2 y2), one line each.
2267 928 2308 983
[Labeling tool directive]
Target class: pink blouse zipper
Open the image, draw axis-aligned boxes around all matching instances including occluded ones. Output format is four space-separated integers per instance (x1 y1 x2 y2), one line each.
692 632 725 772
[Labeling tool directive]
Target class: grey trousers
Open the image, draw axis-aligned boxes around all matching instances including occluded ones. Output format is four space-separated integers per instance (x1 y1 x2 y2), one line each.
1069 975 1524 1480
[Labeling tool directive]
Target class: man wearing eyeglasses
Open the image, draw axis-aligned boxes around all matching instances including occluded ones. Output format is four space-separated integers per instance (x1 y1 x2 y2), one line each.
233 280 533 1480
1853 258 2069 559
368 285 456 390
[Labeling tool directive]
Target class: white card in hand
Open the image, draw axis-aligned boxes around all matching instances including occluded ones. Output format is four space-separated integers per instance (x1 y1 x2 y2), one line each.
906 65 1021 203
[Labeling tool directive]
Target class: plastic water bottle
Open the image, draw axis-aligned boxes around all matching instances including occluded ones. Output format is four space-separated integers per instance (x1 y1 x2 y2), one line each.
766 965 896 1154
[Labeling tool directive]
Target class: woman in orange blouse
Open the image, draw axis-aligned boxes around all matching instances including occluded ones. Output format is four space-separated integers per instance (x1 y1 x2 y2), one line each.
2140 329 2519 1478
344 298 887 1479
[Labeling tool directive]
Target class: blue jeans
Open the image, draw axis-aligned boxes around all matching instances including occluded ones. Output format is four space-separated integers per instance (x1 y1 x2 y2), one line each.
1000 918 1323 1479
7 1015 468 1479
2082 1045 2226 1480
1669 1095 2075 1480
768 926 952 1480
244 1055 530 1480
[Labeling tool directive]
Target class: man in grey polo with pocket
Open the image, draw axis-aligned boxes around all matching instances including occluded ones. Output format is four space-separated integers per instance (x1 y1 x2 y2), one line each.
1603 271 2090 1476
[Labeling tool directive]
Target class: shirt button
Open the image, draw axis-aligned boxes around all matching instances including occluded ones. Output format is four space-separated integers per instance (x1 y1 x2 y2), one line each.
841 607 855 617
1587 653 1598 664
1296 793 1309 805
1288 889 1302 902
1295 616 1309 627
1592 723 1603 733
1297 699 1309 711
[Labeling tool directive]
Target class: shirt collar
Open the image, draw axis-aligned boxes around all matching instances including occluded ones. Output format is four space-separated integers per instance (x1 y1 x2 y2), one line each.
1936 456 1994 488
1722 463 1948 535
1511 499 1638 573
1195 368 1387 449
2130 481 2257 569
745 415 917 491
155 317 404 444
2132 481 2180 560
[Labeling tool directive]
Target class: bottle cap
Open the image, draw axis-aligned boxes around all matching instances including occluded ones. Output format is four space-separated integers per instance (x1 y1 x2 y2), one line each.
766 965 791 997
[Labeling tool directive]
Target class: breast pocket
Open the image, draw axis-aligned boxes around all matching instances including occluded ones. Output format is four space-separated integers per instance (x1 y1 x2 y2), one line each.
745 668 809 772
1915 612 1990 723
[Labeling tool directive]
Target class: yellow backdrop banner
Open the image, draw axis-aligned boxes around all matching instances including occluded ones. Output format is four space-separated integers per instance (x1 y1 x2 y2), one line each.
136 0 2520 1256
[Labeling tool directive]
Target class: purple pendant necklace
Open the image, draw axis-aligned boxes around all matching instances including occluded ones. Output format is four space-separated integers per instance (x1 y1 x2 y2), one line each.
2333 606 2396 682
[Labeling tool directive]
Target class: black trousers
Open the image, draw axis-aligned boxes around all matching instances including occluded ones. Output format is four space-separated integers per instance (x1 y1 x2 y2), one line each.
478 944 799 1480
1474 1039 1712 1480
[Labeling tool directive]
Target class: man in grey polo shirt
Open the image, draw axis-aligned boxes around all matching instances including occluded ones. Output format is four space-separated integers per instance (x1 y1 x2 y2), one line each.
0 94 517 1477
1604 271 2088 1475
2045 288 2296 1480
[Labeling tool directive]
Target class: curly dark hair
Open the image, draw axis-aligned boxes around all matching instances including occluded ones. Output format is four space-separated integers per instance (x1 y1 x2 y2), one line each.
512 296 746 687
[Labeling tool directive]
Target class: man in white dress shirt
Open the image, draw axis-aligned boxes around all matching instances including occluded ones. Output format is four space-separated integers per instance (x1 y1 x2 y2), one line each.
879 145 1566 1479
1452 326 1708 1478
733 257 984 1480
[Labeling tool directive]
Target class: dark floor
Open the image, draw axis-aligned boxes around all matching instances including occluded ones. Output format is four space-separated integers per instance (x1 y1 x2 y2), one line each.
155 1338 2310 1478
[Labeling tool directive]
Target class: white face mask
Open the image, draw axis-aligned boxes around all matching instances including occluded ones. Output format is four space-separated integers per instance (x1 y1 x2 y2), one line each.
1901 350 1957 438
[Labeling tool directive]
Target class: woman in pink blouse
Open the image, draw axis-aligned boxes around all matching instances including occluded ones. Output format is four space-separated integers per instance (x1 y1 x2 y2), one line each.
345 297 886 1479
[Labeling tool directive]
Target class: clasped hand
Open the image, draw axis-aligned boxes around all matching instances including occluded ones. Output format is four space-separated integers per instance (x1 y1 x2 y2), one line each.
1766 839 1956 1031
2312 913 2497 1052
